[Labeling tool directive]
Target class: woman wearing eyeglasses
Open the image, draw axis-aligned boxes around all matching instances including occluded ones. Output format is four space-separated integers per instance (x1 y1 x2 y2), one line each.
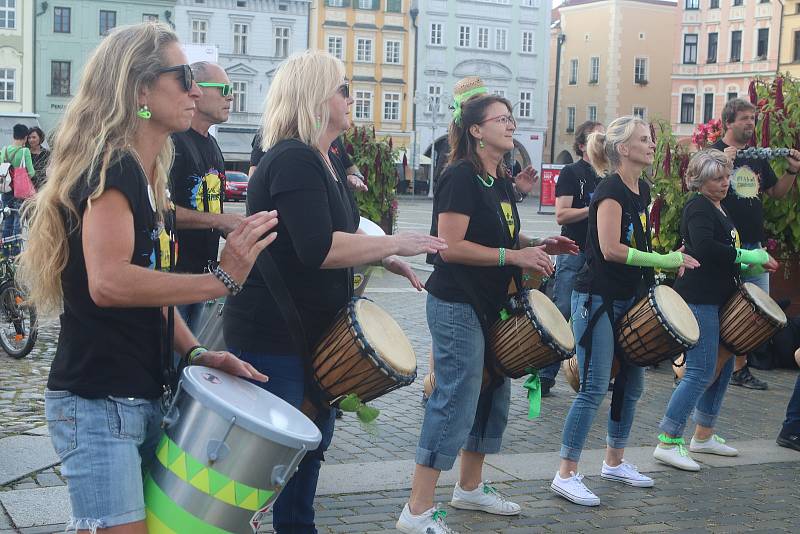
397 90 577 534
18 23 277 534
222 50 446 533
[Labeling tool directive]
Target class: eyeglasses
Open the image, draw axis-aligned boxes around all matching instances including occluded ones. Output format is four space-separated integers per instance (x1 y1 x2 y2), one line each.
197 82 233 97
337 83 350 99
481 114 516 127
156 64 194 93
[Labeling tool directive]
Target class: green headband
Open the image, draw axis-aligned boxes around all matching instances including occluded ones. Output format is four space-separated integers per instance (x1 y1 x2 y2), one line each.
452 86 488 126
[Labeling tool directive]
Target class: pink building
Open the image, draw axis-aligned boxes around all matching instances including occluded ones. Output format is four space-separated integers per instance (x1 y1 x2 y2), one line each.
670 0 782 137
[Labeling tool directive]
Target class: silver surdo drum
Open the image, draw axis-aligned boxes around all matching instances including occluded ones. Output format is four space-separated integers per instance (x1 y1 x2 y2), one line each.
144 366 322 533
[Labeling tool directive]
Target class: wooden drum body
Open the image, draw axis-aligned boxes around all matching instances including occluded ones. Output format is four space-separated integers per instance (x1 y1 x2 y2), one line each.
617 285 699 367
720 282 787 355
489 289 575 379
563 355 620 393
312 298 417 404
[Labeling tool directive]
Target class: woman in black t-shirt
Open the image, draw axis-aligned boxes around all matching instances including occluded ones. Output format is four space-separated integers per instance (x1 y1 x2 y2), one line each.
17 24 276 533
654 149 772 471
551 117 699 508
223 50 445 534
397 93 577 533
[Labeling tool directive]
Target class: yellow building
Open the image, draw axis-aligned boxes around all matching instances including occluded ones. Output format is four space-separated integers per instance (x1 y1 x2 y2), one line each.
309 0 415 152
779 1 800 77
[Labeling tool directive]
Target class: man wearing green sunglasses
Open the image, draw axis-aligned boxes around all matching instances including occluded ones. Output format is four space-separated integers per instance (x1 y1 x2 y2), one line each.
169 61 244 330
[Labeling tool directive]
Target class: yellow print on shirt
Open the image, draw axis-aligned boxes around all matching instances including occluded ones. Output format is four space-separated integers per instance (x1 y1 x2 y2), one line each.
193 172 222 214
730 166 759 199
629 212 647 249
149 228 175 271
500 202 515 237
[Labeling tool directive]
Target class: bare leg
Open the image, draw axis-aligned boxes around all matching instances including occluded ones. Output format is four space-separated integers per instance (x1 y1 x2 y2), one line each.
604 446 624 467
734 354 747 372
459 450 485 491
81 521 148 534
559 458 578 478
693 423 714 442
408 464 442 515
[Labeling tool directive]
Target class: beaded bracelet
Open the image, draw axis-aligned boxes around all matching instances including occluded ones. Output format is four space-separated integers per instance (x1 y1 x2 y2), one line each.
186 345 209 365
498 247 506 267
211 264 243 295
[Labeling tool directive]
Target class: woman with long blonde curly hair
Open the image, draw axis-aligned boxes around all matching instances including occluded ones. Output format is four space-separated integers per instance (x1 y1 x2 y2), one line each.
18 23 277 533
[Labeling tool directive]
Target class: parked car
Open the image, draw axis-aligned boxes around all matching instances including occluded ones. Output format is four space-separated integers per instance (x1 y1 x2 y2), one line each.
224 171 249 202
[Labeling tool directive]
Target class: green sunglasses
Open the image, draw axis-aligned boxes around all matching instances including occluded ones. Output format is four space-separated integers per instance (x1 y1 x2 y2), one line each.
197 82 233 97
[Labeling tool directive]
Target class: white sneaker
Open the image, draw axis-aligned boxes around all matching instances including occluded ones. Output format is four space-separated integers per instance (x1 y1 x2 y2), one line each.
689 435 738 457
600 460 654 487
396 503 458 534
450 481 521 515
653 443 700 471
550 471 600 506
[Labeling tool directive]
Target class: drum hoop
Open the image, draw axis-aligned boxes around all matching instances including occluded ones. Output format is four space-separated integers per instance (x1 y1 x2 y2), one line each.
647 286 696 348
737 284 786 328
522 294 574 360
347 298 417 382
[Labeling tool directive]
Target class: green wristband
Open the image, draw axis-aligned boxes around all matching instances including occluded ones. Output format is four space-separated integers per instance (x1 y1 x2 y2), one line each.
735 248 769 265
186 345 209 365
625 248 683 270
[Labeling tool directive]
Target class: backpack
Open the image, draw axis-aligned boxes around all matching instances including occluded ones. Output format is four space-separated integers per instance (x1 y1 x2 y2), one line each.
0 147 12 194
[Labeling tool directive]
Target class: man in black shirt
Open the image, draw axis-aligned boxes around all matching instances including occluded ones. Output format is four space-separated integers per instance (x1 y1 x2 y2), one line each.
539 120 603 394
712 98 800 389
170 62 244 328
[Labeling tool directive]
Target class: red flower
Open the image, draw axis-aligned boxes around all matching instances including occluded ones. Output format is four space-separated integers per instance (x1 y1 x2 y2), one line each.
402 153 408 167
650 195 663 237
388 137 393 150
775 78 785 111
748 81 757 105
650 123 656 144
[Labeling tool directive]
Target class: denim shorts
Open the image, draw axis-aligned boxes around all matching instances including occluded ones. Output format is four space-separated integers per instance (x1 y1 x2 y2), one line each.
45 390 164 531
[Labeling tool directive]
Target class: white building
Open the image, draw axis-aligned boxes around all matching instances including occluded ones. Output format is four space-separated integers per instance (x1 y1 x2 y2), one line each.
413 0 549 180
174 0 311 166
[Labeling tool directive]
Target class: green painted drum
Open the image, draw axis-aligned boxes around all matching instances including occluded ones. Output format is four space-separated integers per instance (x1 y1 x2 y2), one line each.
145 366 322 533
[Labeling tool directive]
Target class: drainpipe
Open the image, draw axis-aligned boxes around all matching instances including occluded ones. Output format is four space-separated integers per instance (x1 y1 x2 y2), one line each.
410 3 419 170
33 2 50 114
776 1 784 74
549 33 565 163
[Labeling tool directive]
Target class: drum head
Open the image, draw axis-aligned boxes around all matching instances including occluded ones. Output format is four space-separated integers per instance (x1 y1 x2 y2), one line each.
653 285 700 345
358 217 386 236
180 366 322 450
526 289 575 352
741 282 787 326
355 299 417 375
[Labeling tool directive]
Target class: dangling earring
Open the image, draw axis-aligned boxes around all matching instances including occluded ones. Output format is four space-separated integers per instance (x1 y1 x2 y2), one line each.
137 104 151 120
479 139 485 149
316 116 322 129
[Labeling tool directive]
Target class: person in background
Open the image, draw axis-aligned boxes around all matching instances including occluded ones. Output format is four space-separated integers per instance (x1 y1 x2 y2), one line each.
777 348 800 451
0 123 34 257
27 127 50 190
539 120 604 396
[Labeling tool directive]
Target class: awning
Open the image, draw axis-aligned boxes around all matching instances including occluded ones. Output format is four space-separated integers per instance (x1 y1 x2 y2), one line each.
214 129 258 163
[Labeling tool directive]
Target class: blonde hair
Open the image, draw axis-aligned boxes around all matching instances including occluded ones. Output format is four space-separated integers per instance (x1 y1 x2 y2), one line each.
17 22 178 314
586 116 649 175
685 149 730 192
260 50 345 150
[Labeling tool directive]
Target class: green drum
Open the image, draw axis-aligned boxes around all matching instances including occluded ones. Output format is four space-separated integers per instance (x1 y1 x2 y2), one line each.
145 366 322 533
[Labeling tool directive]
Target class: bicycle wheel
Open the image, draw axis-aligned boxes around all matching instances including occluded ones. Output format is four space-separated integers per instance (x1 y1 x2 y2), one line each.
0 282 37 358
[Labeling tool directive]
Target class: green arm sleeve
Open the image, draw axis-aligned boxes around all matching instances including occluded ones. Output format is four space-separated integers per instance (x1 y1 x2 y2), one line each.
735 248 768 265
740 263 766 276
625 248 683 270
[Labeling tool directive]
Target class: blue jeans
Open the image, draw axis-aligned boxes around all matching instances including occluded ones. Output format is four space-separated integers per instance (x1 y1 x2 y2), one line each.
781 373 800 436
233 351 335 534
560 292 644 461
540 252 586 381
741 241 769 294
659 304 735 436
1 193 21 257
45 390 164 530
177 302 204 333
416 293 510 471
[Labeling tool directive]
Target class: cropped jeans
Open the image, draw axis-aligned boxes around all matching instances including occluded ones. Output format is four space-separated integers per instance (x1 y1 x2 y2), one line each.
560 292 644 462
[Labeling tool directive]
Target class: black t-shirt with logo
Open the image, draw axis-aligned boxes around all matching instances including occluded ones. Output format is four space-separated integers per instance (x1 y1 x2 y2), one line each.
170 128 225 273
250 134 353 171
711 139 778 244
555 158 599 250
576 174 651 300
48 153 175 399
223 139 359 354
673 194 740 306
425 160 520 318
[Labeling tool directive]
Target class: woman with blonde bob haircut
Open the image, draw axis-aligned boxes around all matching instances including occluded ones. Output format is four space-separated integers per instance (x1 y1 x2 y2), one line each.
222 50 446 532
550 116 699 507
18 23 277 533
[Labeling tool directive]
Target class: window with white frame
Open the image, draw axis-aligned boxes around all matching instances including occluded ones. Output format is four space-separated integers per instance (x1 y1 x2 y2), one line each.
328 35 344 60
459 25 471 47
383 92 400 121
142 13 159 22
233 81 247 112
358 0 371 8
191 19 207 44
521 0 535 5
518 91 532 118
588 105 597 122
589 56 599 83
427 84 442 113
234 23 249 54
521 31 534 53
354 90 373 120
430 23 443 45
493 89 506 98
99 10 116 35
328 0 344 5
275 26 290 57
0 0 15 29
633 107 646 120
495 28 507 51
0 69 15 101
567 107 576 132
569 59 578 84
386 0 402 12
680 94 695 124
477 27 489 49
384 39 401 64
356 38 374 62
634 57 648 83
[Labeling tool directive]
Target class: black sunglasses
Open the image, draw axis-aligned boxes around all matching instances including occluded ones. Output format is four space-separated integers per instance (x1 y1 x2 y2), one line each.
156 64 194 93
337 83 350 99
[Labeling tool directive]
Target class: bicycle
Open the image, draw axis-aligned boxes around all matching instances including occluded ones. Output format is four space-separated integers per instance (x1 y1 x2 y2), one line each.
0 207 38 358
